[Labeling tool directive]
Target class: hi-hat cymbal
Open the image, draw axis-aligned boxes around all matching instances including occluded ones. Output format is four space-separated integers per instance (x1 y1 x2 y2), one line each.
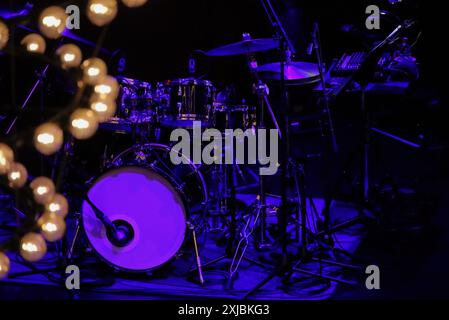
205 38 278 57
257 61 320 85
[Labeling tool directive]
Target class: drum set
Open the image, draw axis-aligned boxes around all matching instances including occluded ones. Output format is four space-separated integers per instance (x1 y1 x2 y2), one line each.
75 33 323 288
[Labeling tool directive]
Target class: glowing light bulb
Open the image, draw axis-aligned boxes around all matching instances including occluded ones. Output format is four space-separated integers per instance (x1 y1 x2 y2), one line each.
88 68 100 76
21 34 46 54
20 233 47 262
39 6 67 39
69 108 99 140
0 143 14 175
81 58 107 85
0 21 9 50
122 0 148 8
34 122 64 156
30 177 56 205
46 193 69 218
64 53 75 61
7 162 28 189
56 44 82 69
87 0 118 27
38 212 66 242
90 95 117 122
94 75 119 99
0 252 10 280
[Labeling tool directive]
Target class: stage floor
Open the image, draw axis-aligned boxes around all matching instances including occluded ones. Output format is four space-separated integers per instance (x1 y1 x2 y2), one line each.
0 197 364 300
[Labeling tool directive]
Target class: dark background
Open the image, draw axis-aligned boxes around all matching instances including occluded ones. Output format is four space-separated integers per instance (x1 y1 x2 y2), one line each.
1 0 446 107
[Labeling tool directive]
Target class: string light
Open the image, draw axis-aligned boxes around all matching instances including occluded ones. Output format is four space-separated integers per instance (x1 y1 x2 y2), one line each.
90 95 117 122
38 212 66 242
0 143 14 175
21 34 46 54
7 162 28 189
39 6 68 39
122 0 148 8
30 177 56 205
0 0 150 271
46 193 69 218
81 58 107 85
0 21 9 50
87 0 118 27
69 108 99 140
34 122 64 156
94 75 119 99
0 252 10 280
56 44 83 69
19 233 47 262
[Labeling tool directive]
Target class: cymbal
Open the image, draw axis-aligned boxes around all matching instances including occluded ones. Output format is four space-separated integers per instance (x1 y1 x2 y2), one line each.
205 38 278 57
257 61 320 85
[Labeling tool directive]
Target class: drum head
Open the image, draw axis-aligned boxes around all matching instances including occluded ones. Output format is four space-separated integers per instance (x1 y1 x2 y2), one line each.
81 167 187 272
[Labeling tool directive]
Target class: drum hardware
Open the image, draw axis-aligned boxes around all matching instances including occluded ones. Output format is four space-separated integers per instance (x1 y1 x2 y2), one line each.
187 102 262 287
251 81 275 250
242 0 355 299
190 37 287 289
187 221 205 286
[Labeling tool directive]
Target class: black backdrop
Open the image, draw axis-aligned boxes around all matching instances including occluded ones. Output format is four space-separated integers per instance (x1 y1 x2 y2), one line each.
0 0 446 118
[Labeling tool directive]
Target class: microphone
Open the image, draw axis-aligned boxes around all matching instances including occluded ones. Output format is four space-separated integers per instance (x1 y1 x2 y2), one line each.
84 196 134 247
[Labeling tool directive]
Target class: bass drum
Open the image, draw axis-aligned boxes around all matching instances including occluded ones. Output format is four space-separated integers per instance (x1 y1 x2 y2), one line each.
81 143 208 272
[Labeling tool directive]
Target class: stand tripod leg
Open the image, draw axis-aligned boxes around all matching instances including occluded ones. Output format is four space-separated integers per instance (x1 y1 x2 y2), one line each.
226 206 262 290
190 224 205 286
243 270 277 300
67 220 81 262
290 266 358 286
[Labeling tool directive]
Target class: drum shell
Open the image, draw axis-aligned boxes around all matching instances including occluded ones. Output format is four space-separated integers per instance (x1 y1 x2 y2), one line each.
163 78 216 127
80 143 208 272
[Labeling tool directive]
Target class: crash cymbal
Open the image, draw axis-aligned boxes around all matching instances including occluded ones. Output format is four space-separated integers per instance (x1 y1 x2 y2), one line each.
205 38 278 57
257 61 320 85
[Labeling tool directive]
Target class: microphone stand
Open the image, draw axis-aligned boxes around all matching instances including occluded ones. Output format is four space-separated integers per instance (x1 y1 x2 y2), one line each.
5 64 50 135
242 0 296 299
244 1 356 299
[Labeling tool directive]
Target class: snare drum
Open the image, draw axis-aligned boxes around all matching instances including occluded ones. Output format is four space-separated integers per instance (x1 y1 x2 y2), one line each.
161 78 215 128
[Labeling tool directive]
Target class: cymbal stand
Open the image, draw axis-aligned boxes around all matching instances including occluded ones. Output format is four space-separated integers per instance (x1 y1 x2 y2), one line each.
187 133 240 287
252 80 272 249
243 1 360 299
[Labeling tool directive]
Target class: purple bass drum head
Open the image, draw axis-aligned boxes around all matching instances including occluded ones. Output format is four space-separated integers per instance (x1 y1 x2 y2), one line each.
81 167 187 272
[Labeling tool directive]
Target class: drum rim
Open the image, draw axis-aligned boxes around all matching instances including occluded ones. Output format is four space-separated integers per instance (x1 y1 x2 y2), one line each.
111 143 208 204
80 165 189 273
